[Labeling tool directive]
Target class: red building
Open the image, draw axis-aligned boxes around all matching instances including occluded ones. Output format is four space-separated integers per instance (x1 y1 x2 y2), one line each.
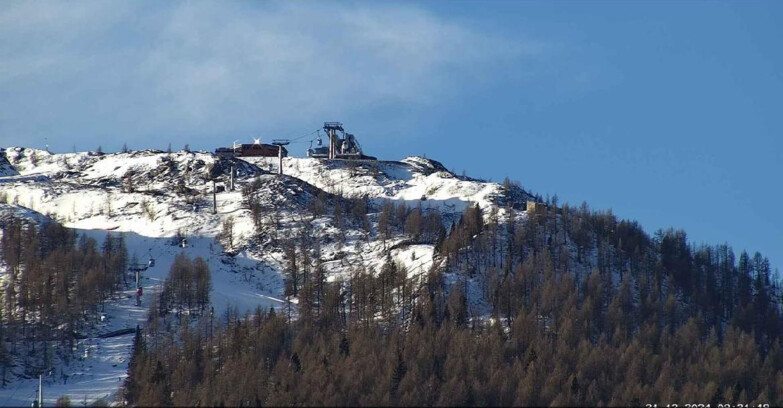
215 143 287 158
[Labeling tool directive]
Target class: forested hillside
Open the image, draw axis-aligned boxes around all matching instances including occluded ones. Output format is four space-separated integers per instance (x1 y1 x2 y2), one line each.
0 211 128 384
124 193 783 406
0 148 780 406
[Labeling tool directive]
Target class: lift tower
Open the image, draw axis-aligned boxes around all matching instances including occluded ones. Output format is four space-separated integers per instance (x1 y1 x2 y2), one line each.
323 122 344 159
128 262 149 306
272 139 290 175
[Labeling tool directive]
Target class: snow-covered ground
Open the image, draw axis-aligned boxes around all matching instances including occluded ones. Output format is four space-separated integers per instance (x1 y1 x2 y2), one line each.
0 219 288 406
0 147 531 405
244 156 514 215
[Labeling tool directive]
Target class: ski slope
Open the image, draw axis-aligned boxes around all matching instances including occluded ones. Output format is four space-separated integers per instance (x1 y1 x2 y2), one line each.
0 147 531 405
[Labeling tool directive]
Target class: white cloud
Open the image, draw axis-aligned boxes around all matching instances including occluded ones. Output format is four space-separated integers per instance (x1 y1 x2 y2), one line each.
0 1 537 150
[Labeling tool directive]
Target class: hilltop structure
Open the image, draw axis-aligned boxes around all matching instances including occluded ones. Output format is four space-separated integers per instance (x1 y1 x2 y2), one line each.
215 140 286 159
307 122 376 160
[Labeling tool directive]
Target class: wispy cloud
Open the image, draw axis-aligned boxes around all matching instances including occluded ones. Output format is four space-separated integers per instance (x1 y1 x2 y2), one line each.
0 2 538 151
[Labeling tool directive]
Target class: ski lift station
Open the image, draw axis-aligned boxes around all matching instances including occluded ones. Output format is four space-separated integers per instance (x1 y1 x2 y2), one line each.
308 122 376 160
216 121 376 162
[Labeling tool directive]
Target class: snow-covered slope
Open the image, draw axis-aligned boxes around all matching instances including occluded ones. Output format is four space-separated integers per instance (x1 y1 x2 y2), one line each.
0 147 533 405
245 156 531 218
0 150 19 177
0 149 281 405
0 202 50 225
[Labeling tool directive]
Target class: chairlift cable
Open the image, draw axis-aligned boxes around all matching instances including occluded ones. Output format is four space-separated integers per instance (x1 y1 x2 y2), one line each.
287 129 321 143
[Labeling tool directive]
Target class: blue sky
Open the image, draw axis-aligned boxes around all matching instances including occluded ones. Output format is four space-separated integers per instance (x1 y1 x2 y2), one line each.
1 1 781 269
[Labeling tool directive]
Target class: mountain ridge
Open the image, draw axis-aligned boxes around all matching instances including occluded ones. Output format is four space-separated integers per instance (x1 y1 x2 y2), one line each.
3 145 778 406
